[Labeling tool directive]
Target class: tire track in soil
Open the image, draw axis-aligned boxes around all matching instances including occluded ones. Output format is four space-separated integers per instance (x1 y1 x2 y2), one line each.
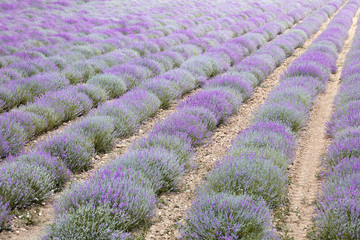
144 6 341 238
0 6 311 239
0 4 344 240
0 88 200 240
285 6 360 240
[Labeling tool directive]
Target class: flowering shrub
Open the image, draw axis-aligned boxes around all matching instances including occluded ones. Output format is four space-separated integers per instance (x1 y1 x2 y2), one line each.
107 147 185 193
87 74 127 98
43 204 132 240
0 159 58 208
0 198 11 231
131 133 193 168
76 83 109 106
0 116 27 158
204 155 287 207
94 101 138 137
54 170 156 231
140 78 182 109
71 116 116 153
180 192 277 239
39 132 95 172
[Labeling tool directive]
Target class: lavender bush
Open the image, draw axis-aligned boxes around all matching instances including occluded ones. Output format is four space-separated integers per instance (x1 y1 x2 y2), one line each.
107 147 185 193
131 132 193 167
43 204 132 240
94 101 138 137
54 170 156 231
39 132 95 172
118 89 161 122
178 89 233 123
0 117 27 158
161 69 198 94
204 155 287 207
152 110 212 146
87 74 127 99
15 151 70 188
0 159 57 209
140 78 182 109
0 198 11 231
71 116 115 153
3 110 48 137
76 83 109 106
180 192 277 239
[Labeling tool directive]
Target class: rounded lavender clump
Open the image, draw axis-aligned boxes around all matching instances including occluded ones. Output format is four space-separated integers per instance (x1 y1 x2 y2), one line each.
255 103 307 132
0 197 11 231
87 74 127 98
0 116 27 158
133 58 166 76
280 76 325 96
131 133 193 168
38 88 93 122
3 110 48 137
76 83 109 106
119 89 161 122
106 64 153 88
326 136 360 167
178 89 233 123
140 78 182 109
266 87 313 111
43 204 132 240
204 75 253 100
314 172 360 239
161 69 198 94
54 170 156 231
152 110 211 146
284 61 330 83
180 106 217 131
22 104 63 129
39 132 95 173
181 56 217 78
94 101 138 137
71 116 115 153
108 147 185 194
0 159 57 209
15 151 70 188
17 72 69 104
181 192 277 239
204 156 287 207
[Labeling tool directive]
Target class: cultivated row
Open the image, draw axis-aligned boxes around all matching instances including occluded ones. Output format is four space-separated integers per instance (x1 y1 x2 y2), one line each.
0 0 309 232
0 1 289 158
312 10 360 239
32 0 334 238
180 0 360 239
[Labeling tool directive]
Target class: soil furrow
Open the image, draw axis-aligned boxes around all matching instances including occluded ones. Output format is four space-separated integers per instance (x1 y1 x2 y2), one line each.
144 6 341 237
0 88 200 240
285 7 360 240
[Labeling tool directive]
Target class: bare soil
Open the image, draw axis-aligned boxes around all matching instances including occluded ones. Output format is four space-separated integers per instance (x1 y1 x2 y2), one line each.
144 14 330 238
0 89 199 240
285 6 360 240
2 3 358 240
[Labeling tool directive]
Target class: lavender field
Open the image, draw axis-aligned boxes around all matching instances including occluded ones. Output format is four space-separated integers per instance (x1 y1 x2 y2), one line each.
0 0 359 239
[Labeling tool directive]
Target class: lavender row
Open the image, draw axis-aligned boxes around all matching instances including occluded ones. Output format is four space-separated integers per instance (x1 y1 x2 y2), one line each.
0 2 301 158
0 0 245 58
312 9 360 239
35 1 333 238
0 0 306 210
180 0 360 238
0 1 263 113
0 0 305 231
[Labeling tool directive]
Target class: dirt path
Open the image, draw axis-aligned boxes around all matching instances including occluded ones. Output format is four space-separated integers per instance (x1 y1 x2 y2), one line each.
0 89 200 240
285 6 360 240
144 10 337 237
